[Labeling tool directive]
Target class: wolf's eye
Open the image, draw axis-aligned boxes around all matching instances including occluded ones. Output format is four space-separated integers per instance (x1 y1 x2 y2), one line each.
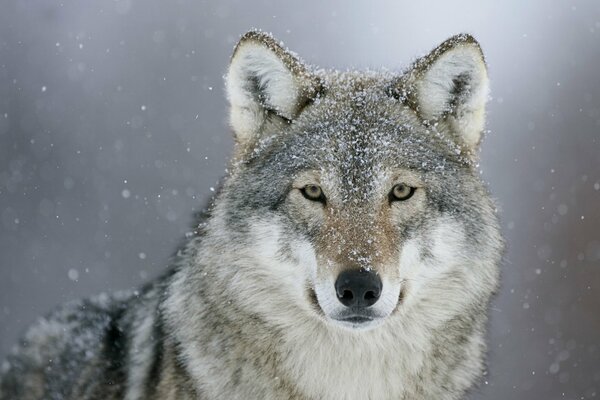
389 183 415 202
300 184 326 204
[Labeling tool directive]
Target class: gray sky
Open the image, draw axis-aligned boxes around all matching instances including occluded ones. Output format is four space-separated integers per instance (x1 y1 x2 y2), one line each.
1 1 599 398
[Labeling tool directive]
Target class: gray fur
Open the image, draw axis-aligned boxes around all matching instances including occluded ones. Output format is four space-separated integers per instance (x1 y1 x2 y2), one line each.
0 31 503 400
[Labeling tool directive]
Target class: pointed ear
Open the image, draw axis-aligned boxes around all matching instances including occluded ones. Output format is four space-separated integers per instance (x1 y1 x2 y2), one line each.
401 34 489 151
225 31 322 146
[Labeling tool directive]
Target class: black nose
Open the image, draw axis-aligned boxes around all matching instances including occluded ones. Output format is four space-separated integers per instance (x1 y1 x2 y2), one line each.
335 269 382 308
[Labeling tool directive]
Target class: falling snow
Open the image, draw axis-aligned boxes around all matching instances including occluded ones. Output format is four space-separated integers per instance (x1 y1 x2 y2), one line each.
0 1 599 399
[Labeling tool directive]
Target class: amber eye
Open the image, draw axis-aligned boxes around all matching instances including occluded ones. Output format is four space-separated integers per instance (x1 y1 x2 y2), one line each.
300 184 326 203
390 183 415 202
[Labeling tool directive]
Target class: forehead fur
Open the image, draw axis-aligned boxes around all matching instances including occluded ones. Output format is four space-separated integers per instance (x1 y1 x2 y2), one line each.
240 70 471 182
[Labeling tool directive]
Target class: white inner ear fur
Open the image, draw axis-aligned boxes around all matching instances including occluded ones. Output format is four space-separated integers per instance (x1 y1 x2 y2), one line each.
415 45 489 149
226 42 303 143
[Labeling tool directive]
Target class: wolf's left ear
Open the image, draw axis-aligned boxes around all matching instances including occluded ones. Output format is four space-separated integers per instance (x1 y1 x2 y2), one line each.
399 34 489 151
225 31 322 147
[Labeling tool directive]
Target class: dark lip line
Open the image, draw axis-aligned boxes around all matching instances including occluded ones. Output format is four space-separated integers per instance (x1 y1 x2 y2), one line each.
336 317 373 324
333 314 378 323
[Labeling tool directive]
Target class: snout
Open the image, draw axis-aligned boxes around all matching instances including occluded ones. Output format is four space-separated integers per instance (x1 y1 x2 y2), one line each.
311 265 400 330
335 269 382 308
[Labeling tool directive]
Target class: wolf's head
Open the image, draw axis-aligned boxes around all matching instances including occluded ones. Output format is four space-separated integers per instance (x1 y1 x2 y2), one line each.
202 32 502 333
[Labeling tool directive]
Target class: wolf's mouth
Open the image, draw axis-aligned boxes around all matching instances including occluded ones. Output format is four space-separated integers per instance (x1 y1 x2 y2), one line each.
336 315 373 324
330 312 383 330
331 307 381 326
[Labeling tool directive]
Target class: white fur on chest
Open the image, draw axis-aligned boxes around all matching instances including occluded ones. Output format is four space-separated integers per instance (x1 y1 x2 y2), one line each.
279 320 428 400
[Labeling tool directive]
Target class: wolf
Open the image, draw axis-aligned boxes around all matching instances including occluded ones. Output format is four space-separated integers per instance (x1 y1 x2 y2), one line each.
0 31 503 400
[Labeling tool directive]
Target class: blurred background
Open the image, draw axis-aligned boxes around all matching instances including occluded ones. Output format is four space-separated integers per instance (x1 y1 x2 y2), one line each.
1 0 599 398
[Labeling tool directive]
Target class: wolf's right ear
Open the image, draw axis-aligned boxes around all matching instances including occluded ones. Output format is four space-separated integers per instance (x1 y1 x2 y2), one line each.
225 31 322 147
397 34 489 152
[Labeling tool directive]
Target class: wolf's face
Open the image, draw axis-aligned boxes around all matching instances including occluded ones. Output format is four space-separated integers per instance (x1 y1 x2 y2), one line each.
215 32 501 332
